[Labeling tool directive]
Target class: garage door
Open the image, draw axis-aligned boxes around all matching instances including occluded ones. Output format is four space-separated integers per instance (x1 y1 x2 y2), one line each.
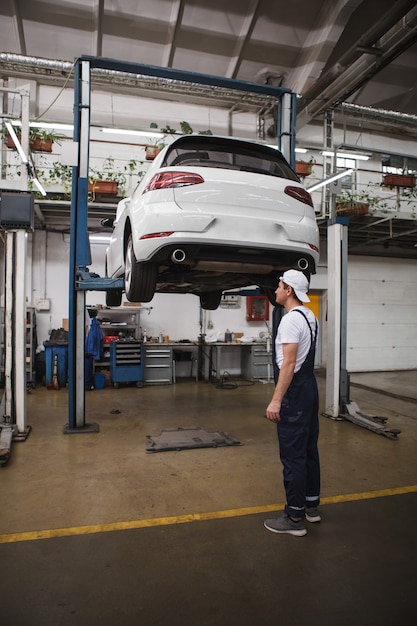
346 257 417 371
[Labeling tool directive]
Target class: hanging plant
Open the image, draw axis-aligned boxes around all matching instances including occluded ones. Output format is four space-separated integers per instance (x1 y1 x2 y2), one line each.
383 173 416 189
295 158 315 177
3 127 60 153
145 145 161 161
88 158 126 197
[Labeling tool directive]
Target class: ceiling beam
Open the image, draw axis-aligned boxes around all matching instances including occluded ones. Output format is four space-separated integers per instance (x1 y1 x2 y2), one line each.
11 0 26 55
161 0 185 68
93 0 104 57
297 1 417 128
225 0 261 79
287 0 362 95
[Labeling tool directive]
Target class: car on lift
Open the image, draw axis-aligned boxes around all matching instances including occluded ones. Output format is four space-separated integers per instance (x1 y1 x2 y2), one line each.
102 134 319 309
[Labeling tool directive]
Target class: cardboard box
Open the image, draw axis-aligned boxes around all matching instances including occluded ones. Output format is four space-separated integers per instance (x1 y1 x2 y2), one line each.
62 318 68 331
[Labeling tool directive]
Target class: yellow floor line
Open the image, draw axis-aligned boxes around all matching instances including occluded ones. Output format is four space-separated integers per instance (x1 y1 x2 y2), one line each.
1 484 417 545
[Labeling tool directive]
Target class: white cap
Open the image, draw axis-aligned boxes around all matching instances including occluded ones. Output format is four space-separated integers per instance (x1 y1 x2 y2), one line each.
280 269 310 302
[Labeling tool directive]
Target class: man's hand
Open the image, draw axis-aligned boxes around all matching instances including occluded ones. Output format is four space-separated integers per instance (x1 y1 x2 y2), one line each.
266 399 281 422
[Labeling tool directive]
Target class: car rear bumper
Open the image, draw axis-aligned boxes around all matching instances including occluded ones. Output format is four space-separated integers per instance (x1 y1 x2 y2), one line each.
139 240 318 274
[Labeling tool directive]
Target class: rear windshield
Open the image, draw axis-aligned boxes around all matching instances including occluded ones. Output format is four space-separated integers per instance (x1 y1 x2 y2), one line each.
163 136 299 181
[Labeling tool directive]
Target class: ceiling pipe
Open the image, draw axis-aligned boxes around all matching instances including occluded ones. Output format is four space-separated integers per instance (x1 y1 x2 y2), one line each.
0 53 277 110
338 102 417 124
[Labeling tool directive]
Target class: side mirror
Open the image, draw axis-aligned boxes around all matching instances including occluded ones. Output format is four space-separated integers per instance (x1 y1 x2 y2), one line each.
100 217 114 228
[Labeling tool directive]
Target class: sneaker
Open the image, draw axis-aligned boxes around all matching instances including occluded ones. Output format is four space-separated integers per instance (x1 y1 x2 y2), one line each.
305 507 321 523
264 514 307 537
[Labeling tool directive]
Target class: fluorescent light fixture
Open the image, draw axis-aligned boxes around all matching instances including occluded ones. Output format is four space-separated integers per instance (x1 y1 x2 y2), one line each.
307 169 354 192
266 145 307 153
11 119 73 131
321 150 370 161
5 121 28 163
32 177 47 196
101 127 165 139
31 121 73 131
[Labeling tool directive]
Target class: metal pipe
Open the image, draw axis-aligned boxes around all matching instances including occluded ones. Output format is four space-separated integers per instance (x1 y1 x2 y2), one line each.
171 249 186 263
297 258 309 270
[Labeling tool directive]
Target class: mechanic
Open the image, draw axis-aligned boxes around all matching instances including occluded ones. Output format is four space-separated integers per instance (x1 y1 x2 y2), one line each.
264 269 320 537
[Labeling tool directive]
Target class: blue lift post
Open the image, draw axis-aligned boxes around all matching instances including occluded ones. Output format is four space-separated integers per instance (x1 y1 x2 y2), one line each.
66 55 297 432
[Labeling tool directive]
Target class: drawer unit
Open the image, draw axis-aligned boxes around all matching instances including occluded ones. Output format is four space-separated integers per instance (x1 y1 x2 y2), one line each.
241 343 272 381
110 341 144 387
143 345 173 384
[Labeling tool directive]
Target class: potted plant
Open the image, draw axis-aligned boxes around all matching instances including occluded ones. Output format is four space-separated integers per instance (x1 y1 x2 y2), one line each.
145 121 212 160
383 173 416 189
335 190 374 217
29 128 60 152
88 157 126 196
4 126 59 153
145 123 167 161
295 158 315 177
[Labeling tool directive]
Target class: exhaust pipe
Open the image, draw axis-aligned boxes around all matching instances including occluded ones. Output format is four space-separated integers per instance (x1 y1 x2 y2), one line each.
297 258 309 270
171 249 186 263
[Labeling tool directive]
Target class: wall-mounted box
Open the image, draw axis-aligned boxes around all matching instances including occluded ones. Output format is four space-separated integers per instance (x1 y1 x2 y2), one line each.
246 295 269 321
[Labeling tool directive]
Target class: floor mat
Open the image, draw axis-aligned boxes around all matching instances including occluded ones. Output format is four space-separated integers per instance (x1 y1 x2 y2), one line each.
146 426 241 452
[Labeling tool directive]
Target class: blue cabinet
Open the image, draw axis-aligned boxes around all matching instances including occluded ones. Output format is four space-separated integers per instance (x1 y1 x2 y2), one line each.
110 341 144 387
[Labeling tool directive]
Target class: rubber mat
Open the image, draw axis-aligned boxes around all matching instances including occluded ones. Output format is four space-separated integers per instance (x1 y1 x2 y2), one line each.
146 426 241 452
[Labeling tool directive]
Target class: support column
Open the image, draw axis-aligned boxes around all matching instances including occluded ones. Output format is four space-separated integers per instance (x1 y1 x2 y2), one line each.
278 92 297 167
66 57 98 434
325 219 349 418
4 230 29 434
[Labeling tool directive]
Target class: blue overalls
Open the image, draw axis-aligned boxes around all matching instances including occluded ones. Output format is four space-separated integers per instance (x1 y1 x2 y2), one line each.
275 309 320 519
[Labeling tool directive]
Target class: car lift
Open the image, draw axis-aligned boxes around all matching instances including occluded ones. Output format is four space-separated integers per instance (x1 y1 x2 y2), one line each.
0 226 33 464
325 219 400 440
0 87 32 464
68 55 297 433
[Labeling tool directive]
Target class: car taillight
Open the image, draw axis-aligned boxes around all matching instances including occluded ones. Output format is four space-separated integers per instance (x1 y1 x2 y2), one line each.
140 232 174 240
284 186 314 207
143 171 205 194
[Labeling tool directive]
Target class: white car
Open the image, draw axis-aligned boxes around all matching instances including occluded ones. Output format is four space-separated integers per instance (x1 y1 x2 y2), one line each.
103 135 319 309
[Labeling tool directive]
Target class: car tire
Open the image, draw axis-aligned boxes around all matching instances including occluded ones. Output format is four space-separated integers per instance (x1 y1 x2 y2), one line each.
125 234 157 302
199 291 222 310
106 289 122 307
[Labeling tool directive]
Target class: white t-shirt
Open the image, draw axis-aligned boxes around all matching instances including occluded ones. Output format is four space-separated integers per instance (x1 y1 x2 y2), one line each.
275 306 318 372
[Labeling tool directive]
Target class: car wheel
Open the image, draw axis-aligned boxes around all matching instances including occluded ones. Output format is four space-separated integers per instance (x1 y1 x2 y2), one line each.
125 234 157 302
199 291 222 310
106 289 122 307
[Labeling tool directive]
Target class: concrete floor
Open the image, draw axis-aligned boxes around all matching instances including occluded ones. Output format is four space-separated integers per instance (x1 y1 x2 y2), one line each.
1 370 417 625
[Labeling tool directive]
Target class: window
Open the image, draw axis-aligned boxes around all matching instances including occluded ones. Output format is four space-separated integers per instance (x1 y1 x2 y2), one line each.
382 154 417 174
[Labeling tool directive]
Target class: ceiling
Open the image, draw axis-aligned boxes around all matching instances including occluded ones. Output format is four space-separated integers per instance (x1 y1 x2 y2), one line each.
0 0 417 123
1 0 417 258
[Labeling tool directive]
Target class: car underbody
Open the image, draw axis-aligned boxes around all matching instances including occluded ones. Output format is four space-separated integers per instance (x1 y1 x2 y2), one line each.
149 241 316 296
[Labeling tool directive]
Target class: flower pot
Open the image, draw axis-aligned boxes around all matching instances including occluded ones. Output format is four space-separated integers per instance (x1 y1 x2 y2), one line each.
336 201 369 217
383 173 416 188
30 136 53 152
145 145 160 161
295 161 313 176
6 134 15 149
88 180 118 195
5 133 53 152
